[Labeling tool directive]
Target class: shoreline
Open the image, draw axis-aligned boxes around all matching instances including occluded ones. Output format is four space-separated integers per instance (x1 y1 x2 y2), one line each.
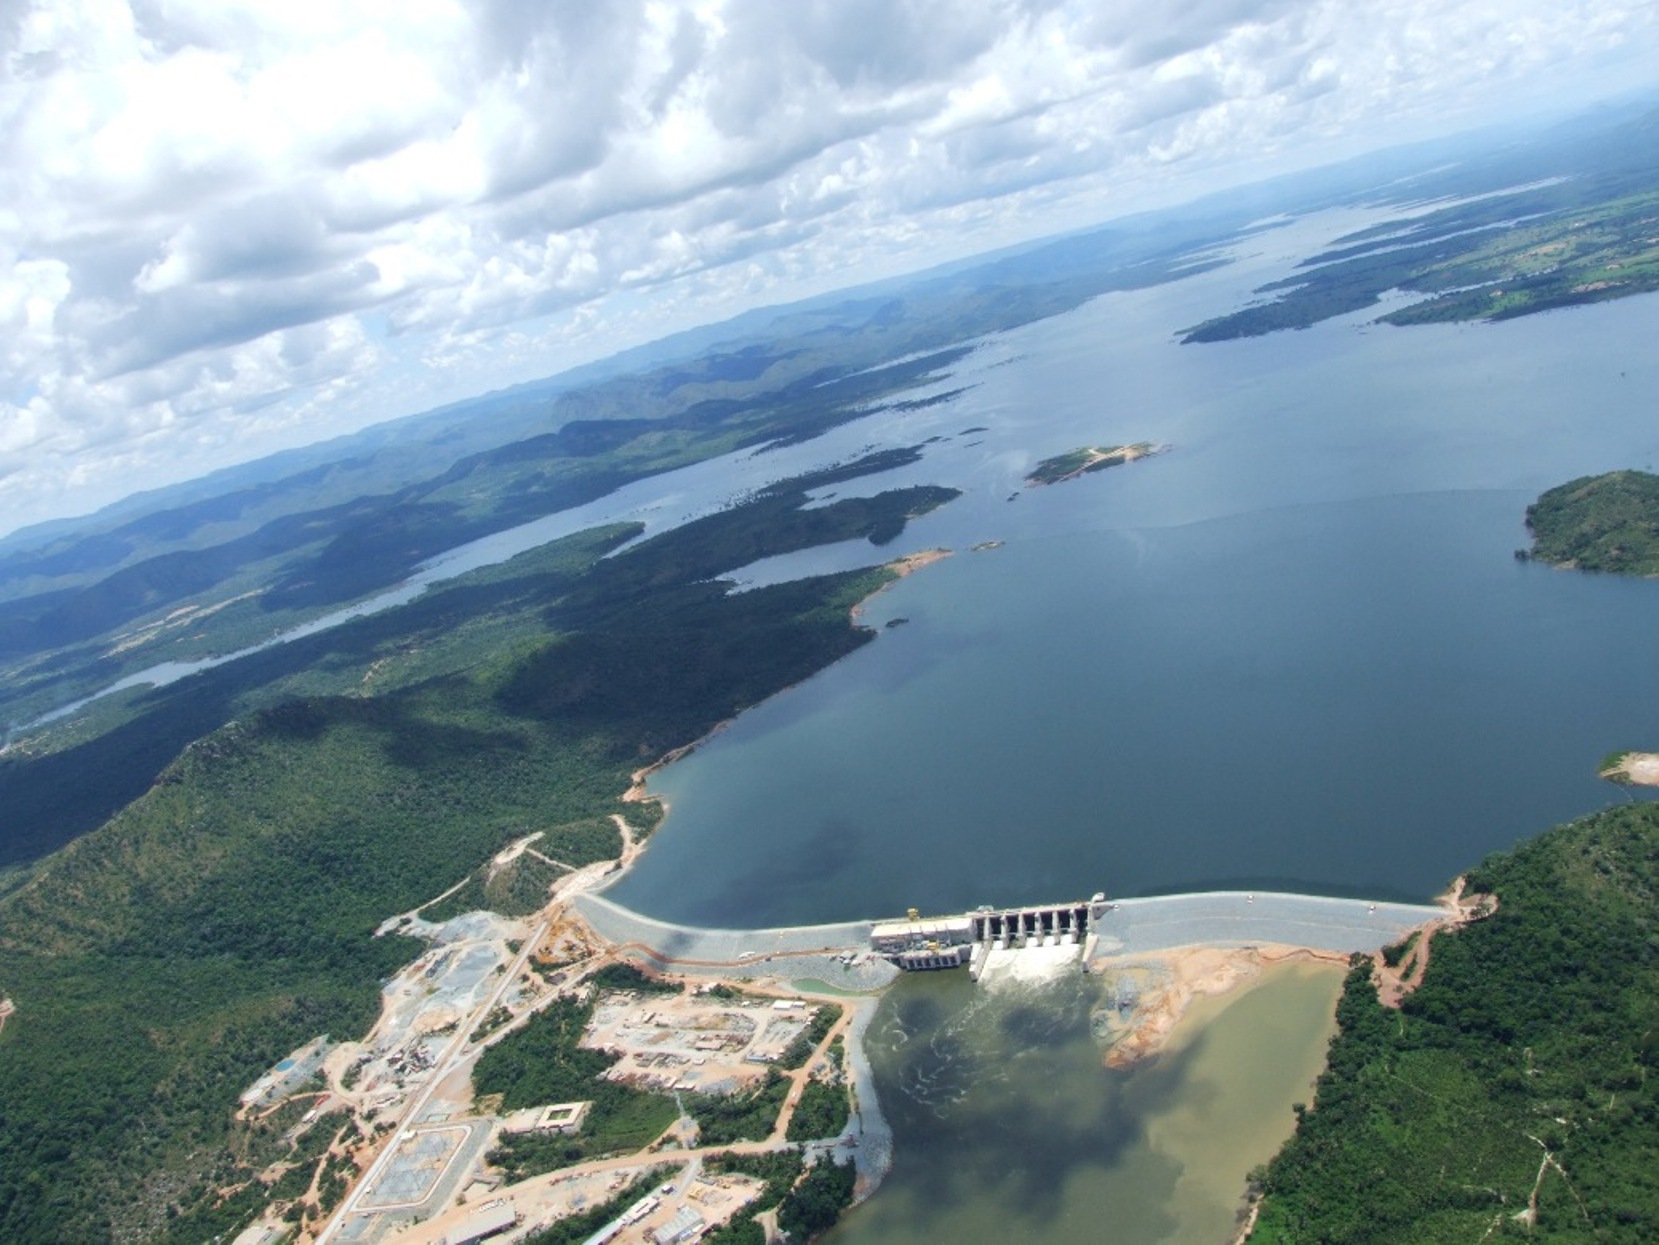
620 548 955 808
1092 942 1350 1068
848 547 952 623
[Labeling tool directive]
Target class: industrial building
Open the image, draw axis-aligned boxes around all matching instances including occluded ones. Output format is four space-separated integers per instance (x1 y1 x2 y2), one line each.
445 1201 517 1244
870 895 1111 972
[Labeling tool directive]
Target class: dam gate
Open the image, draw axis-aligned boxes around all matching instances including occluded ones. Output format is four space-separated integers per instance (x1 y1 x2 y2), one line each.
870 894 1112 975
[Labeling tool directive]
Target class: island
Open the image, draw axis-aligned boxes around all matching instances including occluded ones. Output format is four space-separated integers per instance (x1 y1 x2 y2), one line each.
1024 441 1160 486
1522 469 1659 574
1524 472 1659 790
1600 750 1659 786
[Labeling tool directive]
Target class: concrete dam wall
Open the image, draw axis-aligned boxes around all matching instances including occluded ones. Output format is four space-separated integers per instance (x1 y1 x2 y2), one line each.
572 889 1444 975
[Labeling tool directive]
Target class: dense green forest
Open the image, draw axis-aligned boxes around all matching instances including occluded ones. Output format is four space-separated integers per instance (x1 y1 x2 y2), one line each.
1524 470 1659 575
1249 801 1659 1242
0 445 952 1241
786 1078 852 1144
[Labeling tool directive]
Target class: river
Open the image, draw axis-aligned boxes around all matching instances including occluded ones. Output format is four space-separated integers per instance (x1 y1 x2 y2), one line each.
826 959 1345 1245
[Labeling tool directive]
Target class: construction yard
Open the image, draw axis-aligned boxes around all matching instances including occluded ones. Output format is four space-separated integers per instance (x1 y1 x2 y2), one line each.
585 991 820 1095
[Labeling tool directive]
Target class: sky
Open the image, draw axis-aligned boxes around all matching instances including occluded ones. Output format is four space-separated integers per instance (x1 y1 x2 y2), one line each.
1 0 1656 538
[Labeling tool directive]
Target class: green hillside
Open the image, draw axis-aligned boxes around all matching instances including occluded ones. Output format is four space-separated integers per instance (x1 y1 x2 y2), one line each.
1525 470 1659 575
1250 801 1659 1243
0 451 952 1241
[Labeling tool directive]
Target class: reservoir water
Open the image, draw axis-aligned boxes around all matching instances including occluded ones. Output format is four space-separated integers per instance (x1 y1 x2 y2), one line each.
607 212 1659 926
598 216 1659 1241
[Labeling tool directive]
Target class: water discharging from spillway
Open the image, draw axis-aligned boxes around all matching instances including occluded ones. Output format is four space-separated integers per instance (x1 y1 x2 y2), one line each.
827 960 1343 1245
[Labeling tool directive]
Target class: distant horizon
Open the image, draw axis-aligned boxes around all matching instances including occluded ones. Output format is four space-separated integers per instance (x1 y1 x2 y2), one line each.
4 2 1657 537
0 85 1647 550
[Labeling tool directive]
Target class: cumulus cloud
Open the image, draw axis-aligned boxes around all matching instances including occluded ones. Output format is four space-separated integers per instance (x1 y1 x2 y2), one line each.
1 0 1656 533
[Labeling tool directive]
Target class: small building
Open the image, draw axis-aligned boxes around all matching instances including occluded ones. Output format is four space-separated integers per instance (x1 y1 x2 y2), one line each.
449 1201 517 1245
499 1101 590 1134
653 1206 707 1245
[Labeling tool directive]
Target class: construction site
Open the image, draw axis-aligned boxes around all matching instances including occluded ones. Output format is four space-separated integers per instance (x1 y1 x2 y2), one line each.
220 844 1444 1245
585 991 821 1095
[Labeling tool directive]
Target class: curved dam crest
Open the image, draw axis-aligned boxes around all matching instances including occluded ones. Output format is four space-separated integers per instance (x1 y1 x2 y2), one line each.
572 889 1443 968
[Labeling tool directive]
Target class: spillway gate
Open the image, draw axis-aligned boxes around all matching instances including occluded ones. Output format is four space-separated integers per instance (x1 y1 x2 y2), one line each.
870 893 1111 972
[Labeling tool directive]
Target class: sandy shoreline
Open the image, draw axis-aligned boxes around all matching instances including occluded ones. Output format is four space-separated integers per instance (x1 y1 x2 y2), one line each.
1093 880 1477 1066
849 547 952 622
1602 750 1659 786
1092 943 1351 1067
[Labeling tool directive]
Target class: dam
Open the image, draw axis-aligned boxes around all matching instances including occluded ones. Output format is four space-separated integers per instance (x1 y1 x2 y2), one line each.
571 889 1444 979
869 894 1114 976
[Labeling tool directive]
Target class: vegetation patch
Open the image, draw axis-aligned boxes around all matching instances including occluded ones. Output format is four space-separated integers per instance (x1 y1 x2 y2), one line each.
586 962 680 995
1250 802 1659 1243
475 996 679 1179
688 1071 793 1146
786 1078 852 1143
1524 470 1659 575
778 1158 859 1241
1379 929 1421 969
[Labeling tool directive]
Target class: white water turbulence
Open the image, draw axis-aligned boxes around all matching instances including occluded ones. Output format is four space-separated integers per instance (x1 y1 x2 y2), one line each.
975 942 1084 990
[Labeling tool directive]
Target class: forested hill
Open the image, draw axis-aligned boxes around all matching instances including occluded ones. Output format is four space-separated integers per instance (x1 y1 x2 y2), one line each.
1249 801 1659 1242
0 451 955 1243
1525 470 1659 575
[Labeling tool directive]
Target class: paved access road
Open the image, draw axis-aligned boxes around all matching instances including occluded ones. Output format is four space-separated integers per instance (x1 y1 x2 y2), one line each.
1093 890 1443 956
572 893 873 965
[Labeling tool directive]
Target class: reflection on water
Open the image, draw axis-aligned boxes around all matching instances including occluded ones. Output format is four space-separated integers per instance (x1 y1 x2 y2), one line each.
830 961 1342 1245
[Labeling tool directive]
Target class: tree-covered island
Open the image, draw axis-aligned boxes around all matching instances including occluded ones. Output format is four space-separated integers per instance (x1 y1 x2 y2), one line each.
1024 442 1159 486
1522 469 1659 575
